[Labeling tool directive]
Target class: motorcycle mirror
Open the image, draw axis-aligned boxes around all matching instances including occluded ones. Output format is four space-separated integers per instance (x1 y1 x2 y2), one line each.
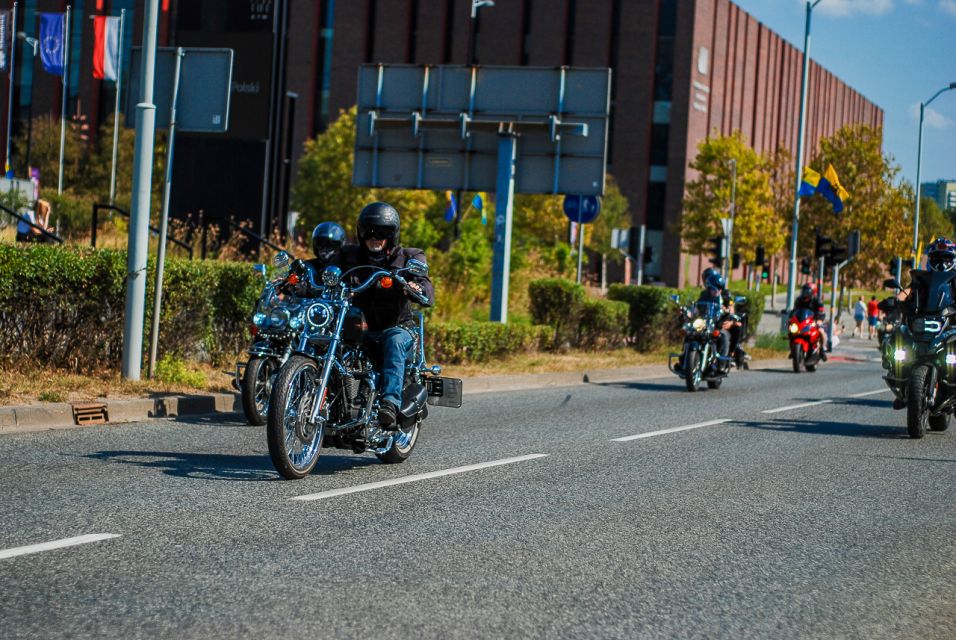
273 251 291 269
883 278 902 290
252 264 267 281
734 296 747 305
405 259 429 277
670 295 680 304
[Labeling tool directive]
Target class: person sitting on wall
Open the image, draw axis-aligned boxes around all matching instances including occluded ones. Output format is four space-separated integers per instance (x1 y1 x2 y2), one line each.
15 199 53 243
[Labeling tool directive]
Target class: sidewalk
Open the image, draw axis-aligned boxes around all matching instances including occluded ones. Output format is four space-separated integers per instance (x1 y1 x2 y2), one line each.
0 358 789 435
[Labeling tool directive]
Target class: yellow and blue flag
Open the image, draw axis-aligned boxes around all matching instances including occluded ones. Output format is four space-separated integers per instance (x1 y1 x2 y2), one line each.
444 190 458 222
799 164 849 214
472 193 486 225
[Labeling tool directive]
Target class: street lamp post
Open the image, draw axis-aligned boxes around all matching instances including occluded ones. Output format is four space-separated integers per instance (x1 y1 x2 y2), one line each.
785 0 824 316
724 157 737 280
912 82 956 257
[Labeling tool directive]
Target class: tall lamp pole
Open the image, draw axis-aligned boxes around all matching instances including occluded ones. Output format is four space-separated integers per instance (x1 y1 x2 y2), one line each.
724 157 737 280
912 82 956 257
785 0 823 315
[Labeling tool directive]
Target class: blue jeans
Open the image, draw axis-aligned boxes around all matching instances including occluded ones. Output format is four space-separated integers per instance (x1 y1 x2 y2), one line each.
366 327 415 407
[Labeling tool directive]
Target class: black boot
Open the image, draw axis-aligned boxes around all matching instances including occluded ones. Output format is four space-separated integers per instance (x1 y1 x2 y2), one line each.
378 400 399 429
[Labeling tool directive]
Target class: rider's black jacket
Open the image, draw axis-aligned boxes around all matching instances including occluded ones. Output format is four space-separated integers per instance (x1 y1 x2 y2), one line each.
794 295 825 320
341 244 434 331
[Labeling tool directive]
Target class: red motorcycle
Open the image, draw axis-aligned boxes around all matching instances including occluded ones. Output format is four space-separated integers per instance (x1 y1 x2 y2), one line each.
788 308 824 373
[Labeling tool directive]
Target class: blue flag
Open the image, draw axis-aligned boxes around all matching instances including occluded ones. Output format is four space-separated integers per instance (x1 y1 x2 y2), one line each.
39 13 65 76
472 193 486 225
444 190 458 222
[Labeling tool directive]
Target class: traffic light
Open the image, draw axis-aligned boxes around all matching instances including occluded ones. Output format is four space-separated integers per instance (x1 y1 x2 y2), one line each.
848 230 861 258
643 246 653 264
814 231 832 260
903 257 916 269
731 252 741 270
826 244 848 267
888 257 902 277
761 265 770 280
801 257 812 275
707 236 725 267
754 245 766 267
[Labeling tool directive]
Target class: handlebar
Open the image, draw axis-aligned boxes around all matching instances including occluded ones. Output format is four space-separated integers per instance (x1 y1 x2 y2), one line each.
349 266 430 305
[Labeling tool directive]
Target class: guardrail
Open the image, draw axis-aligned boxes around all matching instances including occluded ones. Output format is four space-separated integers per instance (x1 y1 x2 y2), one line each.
91 203 193 259
198 215 289 259
0 202 64 244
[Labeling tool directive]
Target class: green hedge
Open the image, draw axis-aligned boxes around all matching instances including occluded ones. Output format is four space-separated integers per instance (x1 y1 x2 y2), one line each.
0 243 261 371
528 278 585 346
427 321 552 364
577 298 629 350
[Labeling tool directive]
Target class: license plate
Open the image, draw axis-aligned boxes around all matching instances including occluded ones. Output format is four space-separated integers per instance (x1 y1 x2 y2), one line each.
425 376 463 408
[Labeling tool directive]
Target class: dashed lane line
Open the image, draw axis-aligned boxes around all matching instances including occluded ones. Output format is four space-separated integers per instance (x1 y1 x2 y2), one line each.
761 399 833 414
611 419 731 442
291 454 550 501
0 534 121 560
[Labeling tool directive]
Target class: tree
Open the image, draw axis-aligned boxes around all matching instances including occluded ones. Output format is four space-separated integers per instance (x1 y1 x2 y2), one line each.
919 196 954 248
681 130 784 263
797 124 911 288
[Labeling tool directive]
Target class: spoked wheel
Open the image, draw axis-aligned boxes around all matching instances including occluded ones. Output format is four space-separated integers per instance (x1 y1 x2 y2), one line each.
267 355 325 479
376 420 421 464
241 356 276 426
929 412 950 432
791 343 804 373
685 351 701 392
906 365 932 439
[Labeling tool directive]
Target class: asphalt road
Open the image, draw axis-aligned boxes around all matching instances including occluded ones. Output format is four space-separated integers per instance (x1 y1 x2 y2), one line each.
1 346 954 639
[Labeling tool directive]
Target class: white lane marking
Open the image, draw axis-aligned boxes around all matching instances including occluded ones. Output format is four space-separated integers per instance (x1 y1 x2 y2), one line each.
762 400 833 414
849 389 890 398
291 454 549 501
0 534 121 560
611 419 731 442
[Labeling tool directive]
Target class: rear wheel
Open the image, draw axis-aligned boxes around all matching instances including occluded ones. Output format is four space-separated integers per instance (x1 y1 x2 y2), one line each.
706 379 722 390
805 364 817 372
685 351 701 392
376 420 421 464
241 356 275 426
791 343 804 373
906 365 931 439
929 412 950 432
267 355 324 479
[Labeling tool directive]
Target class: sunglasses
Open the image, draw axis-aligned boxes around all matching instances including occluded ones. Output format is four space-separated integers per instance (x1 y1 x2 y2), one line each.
365 227 393 240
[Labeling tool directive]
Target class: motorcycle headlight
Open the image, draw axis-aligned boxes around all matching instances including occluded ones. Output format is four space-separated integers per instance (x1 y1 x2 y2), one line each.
692 318 707 332
289 314 304 331
268 308 290 330
306 302 333 330
253 311 266 327
788 323 799 334
894 349 907 362
946 354 956 365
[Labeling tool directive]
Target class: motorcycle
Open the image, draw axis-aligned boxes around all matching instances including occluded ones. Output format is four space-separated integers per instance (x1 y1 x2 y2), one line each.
265 259 462 479
880 273 956 438
668 296 738 392
234 253 304 426
787 308 824 373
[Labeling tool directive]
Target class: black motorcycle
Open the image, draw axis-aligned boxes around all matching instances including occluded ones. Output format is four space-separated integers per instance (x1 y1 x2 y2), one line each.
265 259 461 479
668 296 738 392
235 253 303 426
881 272 956 438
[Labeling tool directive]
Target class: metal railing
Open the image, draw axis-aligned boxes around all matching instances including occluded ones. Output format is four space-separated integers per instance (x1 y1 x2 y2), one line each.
91 203 193 259
0 202 64 244
198 215 290 260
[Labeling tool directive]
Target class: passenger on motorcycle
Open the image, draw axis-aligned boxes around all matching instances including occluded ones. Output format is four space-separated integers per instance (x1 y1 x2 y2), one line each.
309 221 347 271
896 237 956 303
794 283 828 360
697 273 733 361
342 202 434 428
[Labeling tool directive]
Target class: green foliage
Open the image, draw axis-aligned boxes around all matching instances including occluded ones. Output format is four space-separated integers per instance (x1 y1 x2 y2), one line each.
607 284 682 350
577 299 629 350
427 321 552 364
681 130 784 261
38 390 65 402
528 278 586 345
919 197 953 248
754 333 790 352
0 243 261 371
154 354 207 388
44 191 98 237
798 124 913 289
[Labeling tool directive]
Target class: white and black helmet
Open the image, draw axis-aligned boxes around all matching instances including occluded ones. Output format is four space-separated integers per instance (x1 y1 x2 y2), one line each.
927 237 956 272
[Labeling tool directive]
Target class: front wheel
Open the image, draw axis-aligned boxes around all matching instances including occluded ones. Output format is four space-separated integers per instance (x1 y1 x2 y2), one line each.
929 412 950 432
791 342 804 373
685 350 701 392
906 365 932 439
267 355 324 479
241 356 276 426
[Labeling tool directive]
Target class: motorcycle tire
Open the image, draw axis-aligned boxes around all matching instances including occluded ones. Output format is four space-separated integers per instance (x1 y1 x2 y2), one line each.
791 344 804 373
805 364 816 372
906 364 931 439
241 356 275 426
929 412 950 432
707 379 722 390
267 355 325 479
685 351 701 392
376 420 421 464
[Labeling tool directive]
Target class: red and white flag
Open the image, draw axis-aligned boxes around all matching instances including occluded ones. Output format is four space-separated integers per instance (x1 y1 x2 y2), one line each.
92 16 120 80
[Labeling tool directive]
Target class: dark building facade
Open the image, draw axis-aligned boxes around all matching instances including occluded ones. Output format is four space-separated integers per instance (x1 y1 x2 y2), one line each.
2 0 881 286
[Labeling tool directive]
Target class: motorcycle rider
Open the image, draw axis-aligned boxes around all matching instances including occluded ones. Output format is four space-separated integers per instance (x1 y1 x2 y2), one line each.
896 237 956 303
697 273 733 365
308 221 348 271
342 202 434 428
699 268 749 368
793 283 828 361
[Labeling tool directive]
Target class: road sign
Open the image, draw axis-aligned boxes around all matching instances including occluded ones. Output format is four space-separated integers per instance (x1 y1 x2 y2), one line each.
563 195 601 224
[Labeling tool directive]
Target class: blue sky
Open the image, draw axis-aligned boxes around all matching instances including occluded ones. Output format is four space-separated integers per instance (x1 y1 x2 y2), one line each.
733 0 955 187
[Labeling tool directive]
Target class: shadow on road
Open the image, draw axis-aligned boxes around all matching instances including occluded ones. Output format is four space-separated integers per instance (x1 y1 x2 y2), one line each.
594 380 702 393
736 418 905 439
84 450 379 481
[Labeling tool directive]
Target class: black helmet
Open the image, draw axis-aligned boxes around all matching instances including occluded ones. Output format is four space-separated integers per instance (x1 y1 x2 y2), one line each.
311 221 346 263
801 283 815 298
926 237 956 272
357 202 400 251
701 267 719 285
705 273 726 292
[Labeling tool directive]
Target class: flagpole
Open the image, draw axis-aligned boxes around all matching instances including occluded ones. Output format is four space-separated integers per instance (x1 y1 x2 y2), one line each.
5 3 17 176
57 5 70 195
109 9 124 204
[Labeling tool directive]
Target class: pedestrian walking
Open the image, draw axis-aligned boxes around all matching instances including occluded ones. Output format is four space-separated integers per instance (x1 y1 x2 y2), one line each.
867 295 880 339
853 296 866 337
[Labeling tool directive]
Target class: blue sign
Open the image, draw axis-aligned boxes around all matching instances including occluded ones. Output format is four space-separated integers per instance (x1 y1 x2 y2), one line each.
563 195 601 224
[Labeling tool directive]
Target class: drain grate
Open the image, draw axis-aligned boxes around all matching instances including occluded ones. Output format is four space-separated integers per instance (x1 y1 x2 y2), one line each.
72 402 108 425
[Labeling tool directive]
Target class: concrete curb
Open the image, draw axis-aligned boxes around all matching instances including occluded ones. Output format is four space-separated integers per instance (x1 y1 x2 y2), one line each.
0 359 792 435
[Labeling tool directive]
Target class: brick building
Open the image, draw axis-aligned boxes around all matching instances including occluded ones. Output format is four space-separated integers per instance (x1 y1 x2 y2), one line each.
2 0 882 286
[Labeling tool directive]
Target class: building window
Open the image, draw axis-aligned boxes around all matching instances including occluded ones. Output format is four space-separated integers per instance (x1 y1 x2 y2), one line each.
646 182 667 230
315 0 335 131
650 124 669 165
